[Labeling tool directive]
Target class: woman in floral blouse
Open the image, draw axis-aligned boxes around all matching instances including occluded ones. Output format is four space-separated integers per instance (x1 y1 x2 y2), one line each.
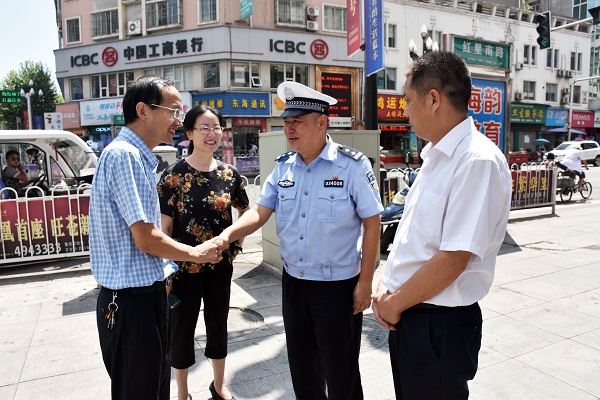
158 105 249 400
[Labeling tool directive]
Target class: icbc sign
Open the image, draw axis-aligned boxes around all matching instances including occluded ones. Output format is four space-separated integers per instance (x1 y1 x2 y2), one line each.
102 47 118 67
70 46 118 68
269 38 329 60
310 39 328 60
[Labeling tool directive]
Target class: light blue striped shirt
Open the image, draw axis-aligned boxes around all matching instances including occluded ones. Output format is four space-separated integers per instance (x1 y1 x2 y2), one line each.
89 127 163 289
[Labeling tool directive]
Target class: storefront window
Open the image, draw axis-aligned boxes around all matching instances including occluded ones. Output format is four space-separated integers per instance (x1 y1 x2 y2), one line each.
270 64 308 88
203 62 220 88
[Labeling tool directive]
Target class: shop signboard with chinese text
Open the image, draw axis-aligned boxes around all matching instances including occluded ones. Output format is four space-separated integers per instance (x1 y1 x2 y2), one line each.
0 195 90 264
510 103 547 124
468 78 506 151
546 108 569 127
240 0 252 19
56 103 81 129
1 90 22 104
44 113 63 130
193 92 270 117
377 94 408 121
454 36 510 70
572 111 594 128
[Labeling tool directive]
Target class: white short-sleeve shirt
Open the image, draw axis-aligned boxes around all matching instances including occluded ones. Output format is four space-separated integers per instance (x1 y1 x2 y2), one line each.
382 117 511 306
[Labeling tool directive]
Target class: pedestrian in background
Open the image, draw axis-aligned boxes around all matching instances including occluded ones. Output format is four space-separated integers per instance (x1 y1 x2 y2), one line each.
216 82 383 400
371 52 512 400
556 143 589 192
89 76 223 400
158 105 249 400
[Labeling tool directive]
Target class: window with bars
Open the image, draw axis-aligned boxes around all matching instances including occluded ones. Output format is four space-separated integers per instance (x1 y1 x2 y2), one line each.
66 17 81 43
270 64 308 88
199 0 217 23
323 5 346 32
91 9 119 38
276 0 306 26
147 0 183 29
143 65 193 91
91 72 135 99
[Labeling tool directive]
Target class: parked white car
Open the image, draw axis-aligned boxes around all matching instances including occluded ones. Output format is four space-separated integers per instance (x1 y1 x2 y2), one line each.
546 140 600 167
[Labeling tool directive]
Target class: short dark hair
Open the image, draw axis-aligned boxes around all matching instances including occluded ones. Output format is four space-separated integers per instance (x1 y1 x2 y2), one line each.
122 76 176 125
182 105 225 155
5 150 19 159
406 51 472 112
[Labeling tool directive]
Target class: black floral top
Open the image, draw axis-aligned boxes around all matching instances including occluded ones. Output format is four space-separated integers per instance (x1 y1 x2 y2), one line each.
157 160 249 273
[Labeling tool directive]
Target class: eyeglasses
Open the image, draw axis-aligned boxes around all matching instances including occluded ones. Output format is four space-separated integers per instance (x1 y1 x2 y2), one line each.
7 157 19 161
193 125 223 134
149 103 185 122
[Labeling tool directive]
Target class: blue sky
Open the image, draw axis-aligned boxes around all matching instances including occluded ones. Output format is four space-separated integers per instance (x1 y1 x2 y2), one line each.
0 0 60 90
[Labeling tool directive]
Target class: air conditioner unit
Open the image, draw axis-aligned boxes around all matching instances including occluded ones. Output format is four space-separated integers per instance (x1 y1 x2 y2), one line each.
561 95 570 104
127 19 141 35
566 70 574 78
557 69 565 77
515 62 523 71
515 92 524 100
306 20 319 31
306 6 320 18
561 88 570 95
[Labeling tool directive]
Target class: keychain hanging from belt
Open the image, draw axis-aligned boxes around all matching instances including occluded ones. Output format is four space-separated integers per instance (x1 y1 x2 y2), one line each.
105 292 118 329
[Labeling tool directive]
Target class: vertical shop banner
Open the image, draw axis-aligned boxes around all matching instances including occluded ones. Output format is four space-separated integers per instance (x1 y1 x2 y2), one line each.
365 0 383 76
240 0 252 20
347 0 361 57
221 129 235 165
0 196 90 261
468 78 505 151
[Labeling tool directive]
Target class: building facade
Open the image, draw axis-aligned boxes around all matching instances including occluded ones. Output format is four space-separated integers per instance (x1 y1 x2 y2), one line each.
53 0 594 162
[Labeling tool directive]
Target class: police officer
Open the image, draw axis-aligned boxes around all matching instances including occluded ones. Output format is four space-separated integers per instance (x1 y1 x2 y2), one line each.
217 82 383 400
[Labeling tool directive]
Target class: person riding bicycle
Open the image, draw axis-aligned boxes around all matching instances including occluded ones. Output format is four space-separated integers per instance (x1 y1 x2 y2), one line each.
555 144 589 192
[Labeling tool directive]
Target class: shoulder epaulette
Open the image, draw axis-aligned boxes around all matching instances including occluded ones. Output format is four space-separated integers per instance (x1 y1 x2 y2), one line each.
275 151 296 162
337 145 363 161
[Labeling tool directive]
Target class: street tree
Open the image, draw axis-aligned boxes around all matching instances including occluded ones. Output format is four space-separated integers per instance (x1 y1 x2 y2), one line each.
0 61 63 129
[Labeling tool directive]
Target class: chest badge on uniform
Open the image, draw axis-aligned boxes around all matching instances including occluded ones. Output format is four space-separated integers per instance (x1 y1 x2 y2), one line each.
324 176 344 187
366 170 379 192
278 179 295 188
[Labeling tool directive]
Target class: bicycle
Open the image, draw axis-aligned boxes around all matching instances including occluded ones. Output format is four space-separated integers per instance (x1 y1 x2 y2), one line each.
556 171 592 202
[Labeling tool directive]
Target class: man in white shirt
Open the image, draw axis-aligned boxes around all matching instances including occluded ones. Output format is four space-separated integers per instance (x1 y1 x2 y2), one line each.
371 51 512 400
556 144 589 192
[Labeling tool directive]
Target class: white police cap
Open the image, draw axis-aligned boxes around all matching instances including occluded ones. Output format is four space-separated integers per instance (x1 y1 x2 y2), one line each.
277 82 337 118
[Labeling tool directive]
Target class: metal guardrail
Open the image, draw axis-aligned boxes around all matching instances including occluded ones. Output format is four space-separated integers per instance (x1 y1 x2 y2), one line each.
0 184 91 266
509 163 557 213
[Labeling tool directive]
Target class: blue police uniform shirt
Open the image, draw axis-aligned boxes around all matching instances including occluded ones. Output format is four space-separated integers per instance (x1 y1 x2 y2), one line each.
89 127 164 289
257 138 384 281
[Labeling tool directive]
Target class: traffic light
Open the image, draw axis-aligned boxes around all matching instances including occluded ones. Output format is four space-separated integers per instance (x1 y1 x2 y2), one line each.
535 11 551 50
589 6 600 25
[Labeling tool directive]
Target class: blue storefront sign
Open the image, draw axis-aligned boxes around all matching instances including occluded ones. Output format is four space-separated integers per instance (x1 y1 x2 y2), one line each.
468 78 506 151
192 92 270 117
545 108 569 127
365 0 383 76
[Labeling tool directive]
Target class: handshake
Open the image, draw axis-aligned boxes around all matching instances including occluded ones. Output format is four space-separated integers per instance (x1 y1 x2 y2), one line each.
192 235 232 264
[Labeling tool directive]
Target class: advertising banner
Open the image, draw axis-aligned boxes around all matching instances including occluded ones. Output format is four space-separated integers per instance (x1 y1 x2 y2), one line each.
365 0 383 76
0 195 90 262
346 0 361 57
236 157 260 174
468 78 506 151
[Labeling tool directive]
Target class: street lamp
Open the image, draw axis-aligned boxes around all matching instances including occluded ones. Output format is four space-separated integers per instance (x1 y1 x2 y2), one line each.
409 24 439 61
20 79 43 130
567 76 600 141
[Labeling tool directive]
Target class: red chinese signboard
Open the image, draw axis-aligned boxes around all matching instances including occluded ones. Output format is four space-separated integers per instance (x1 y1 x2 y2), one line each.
572 111 594 128
377 94 408 121
0 196 89 261
510 169 554 208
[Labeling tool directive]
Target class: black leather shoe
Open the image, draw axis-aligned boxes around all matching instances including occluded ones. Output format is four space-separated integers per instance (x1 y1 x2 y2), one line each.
209 381 235 400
